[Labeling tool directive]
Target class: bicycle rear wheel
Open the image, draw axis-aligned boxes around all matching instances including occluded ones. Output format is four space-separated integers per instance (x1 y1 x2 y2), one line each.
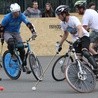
65 62 96 93
3 50 21 80
29 53 43 81
52 55 73 81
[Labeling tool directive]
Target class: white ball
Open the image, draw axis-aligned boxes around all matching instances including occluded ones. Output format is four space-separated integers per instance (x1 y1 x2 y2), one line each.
32 87 36 91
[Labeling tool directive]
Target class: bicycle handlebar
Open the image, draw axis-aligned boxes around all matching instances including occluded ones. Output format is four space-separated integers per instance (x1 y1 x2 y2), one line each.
22 36 35 44
59 35 73 45
65 39 73 45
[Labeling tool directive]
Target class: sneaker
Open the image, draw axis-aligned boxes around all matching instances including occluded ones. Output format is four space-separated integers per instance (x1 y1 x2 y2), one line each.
96 74 98 80
23 66 31 74
93 69 98 75
0 77 2 81
0 64 2 68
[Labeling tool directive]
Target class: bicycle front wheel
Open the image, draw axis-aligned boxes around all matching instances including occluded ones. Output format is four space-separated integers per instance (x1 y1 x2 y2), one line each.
29 53 43 81
65 62 96 93
3 50 21 80
52 55 73 81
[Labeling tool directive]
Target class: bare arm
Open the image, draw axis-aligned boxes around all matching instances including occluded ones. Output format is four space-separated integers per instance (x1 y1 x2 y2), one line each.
83 25 88 30
77 25 83 38
59 31 69 46
83 25 90 32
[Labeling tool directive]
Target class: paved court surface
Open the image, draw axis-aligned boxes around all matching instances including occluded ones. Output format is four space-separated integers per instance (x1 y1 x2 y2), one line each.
0 56 98 98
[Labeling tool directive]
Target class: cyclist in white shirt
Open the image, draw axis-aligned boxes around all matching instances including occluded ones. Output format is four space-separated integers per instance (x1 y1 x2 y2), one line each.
74 2 98 55
55 5 98 74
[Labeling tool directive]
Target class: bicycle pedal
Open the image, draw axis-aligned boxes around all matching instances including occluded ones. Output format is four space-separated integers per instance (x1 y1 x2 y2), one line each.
0 77 2 81
23 66 31 74
26 71 31 74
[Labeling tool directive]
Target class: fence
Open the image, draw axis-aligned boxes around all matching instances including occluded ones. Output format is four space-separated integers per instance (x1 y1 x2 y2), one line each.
0 0 98 14
0 0 77 14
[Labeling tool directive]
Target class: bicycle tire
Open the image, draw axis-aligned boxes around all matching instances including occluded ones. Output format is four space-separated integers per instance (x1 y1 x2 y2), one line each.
29 53 43 81
65 62 96 93
52 55 73 81
3 50 21 80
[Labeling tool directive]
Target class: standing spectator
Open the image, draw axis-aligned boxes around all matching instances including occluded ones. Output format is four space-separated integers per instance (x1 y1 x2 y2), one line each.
42 3 55 17
24 1 41 18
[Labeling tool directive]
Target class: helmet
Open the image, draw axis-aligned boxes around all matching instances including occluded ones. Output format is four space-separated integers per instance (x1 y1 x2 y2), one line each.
74 1 86 9
10 3 20 12
55 5 69 15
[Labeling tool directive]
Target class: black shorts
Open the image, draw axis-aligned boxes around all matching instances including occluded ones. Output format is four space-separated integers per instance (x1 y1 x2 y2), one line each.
73 36 90 53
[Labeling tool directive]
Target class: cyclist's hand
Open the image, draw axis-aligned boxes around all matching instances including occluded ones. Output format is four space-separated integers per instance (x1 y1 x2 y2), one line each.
32 32 37 40
55 42 62 53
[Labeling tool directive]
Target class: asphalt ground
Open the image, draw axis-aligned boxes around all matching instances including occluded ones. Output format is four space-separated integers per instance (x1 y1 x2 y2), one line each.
0 56 98 98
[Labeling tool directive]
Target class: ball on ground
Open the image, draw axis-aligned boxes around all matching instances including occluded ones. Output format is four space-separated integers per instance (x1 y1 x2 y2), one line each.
32 87 36 91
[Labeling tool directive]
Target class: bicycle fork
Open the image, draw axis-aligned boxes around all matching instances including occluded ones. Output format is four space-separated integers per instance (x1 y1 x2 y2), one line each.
73 49 87 80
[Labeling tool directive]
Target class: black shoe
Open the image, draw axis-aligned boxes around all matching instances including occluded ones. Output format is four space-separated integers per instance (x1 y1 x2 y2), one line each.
93 69 98 75
0 77 2 81
0 64 2 68
23 66 31 74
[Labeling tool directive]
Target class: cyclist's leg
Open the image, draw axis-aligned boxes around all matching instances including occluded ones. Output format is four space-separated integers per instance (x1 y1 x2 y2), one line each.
18 47 25 64
89 31 98 54
13 33 31 73
73 40 82 59
81 36 98 70
13 33 25 62
4 32 15 55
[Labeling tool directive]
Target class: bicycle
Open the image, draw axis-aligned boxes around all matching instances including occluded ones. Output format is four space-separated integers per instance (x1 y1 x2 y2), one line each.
65 40 96 92
52 40 74 81
2 36 43 81
53 40 96 92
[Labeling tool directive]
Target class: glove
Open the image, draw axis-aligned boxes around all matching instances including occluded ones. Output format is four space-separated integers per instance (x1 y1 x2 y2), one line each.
55 42 62 53
32 32 37 40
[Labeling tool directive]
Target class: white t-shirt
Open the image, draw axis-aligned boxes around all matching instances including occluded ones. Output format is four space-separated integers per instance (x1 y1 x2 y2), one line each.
60 16 89 42
82 9 98 31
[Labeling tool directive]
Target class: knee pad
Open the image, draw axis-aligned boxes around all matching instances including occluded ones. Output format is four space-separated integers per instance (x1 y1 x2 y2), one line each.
82 50 91 58
7 38 15 50
82 50 98 69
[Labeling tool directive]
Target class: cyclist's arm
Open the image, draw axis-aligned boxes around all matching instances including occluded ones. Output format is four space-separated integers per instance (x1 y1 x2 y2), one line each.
82 11 90 31
76 25 83 38
59 31 69 46
0 24 4 33
83 25 88 30
22 14 35 33
1 16 9 27
73 17 83 38
0 16 8 34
